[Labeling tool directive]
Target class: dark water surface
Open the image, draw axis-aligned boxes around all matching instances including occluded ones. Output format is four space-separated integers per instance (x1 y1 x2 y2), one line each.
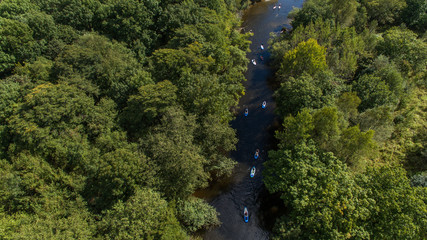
200 1 304 239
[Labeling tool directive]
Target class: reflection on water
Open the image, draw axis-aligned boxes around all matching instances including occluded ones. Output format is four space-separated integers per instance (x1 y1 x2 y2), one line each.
198 0 304 239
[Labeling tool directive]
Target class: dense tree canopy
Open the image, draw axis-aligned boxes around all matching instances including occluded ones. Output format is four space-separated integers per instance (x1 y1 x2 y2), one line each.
0 0 251 238
142 107 209 199
279 38 327 77
364 0 407 25
401 0 427 32
1 0 425 238
265 143 427 239
265 142 370 239
54 33 152 105
99 188 187 240
377 27 427 73
268 0 427 238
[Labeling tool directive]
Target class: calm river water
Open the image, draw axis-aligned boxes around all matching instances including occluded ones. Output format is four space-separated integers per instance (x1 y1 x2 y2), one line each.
199 1 304 239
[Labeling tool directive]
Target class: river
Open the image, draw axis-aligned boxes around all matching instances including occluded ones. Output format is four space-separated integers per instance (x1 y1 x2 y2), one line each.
199 1 304 239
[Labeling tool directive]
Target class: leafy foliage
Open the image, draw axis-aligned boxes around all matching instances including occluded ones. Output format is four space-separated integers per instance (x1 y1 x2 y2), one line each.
364 0 407 25
265 142 370 239
279 38 327 77
275 108 314 149
84 143 156 212
377 27 427 73
401 0 427 32
9 83 115 170
195 114 237 178
142 107 209 199
356 166 427 239
275 73 323 117
265 143 427 239
275 106 376 168
54 33 151 105
0 0 249 238
352 74 396 111
94 0 162 59
275 70 343 117
271 20 366 80
0 17 36 74
121 80 177 138
289 0 333 28
177 197 220 232
99 188 187 240
269 0 427 239
336 92 361 121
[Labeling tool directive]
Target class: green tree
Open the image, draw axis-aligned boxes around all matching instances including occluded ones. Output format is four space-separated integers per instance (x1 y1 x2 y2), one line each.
54 33 152 105
377 27 427 73
95 0 161 58
268 0 427 238
149 42 215 83
166 24 206 49
0 17 36 74
275 73 323 117
289 0 333 28
411 172 427 187
158 0 216 43
336 92 361 122
22 10 57 41
337 125 376 167
385 87 427 171
8 83 116 173
275 69 344 117
280 38 327 78
14 56 54 82
364 0 407 24
0 77 23 125
265 142 369 239
99 188 187 240
272 20 365 80
177 73 236 121
278 18 334 52
142 107 209 199
33 0 99 31
372 55 405 98
0 0 38 18
1 154 95 239
0 1 262 238
84 146 156 212
196 114 237 178
1 189 95 239
330 0 359 26
121 80 177 138
353 5 369 32
275 108 314 150
312 107 342 151
356 105 395 142
401 0 427 32
176 197 220 232
356 166 427 239
0 159 24 213
352 74 395 111
40 24 81 60
326 27 365 79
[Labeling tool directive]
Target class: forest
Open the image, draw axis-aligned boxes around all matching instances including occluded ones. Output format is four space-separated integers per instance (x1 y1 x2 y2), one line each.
264 0 427 239
0 0 426 239
0 0 254 239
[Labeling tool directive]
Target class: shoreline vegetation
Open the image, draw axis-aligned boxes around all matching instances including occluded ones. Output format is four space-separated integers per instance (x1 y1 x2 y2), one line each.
264 0 427 239
0 0 425 239
0 0 255 239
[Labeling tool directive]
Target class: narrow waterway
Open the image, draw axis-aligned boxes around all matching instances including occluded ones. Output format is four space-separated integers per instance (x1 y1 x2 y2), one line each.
200 1 304 239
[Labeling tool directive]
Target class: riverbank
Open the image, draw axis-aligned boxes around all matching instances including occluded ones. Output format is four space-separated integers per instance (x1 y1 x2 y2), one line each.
198 1 304 239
